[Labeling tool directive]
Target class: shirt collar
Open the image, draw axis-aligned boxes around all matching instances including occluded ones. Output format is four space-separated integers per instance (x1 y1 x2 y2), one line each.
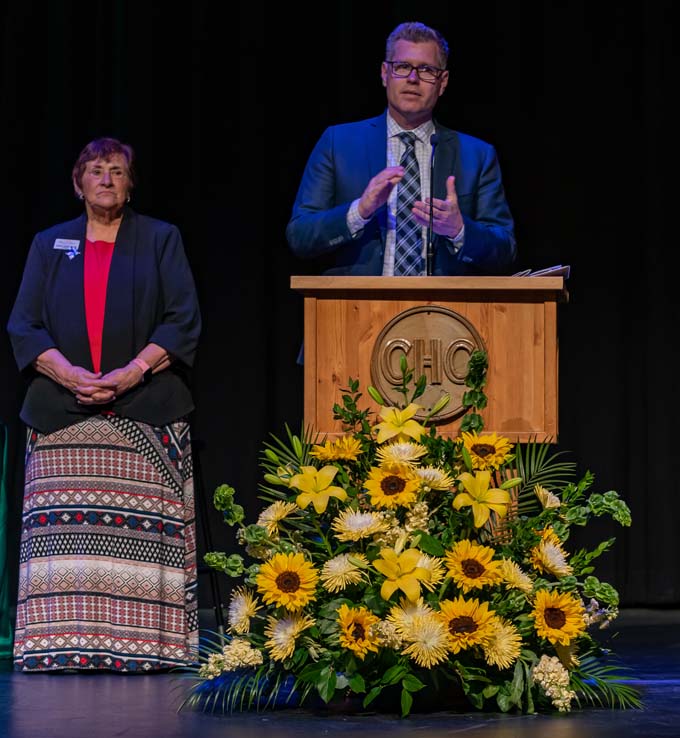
386 113 436 144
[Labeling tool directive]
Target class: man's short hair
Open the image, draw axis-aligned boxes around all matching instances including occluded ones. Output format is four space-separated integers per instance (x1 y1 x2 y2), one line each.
386 21 449 68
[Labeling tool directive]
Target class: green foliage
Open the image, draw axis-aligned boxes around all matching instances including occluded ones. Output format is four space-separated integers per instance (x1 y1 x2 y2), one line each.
571 654 643 710
204 551 245 577
460 350 488 432
182 361 640 718
213 484 245 525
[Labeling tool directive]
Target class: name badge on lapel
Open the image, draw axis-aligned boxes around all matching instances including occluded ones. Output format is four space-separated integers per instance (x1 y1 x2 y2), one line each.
53 238 80 260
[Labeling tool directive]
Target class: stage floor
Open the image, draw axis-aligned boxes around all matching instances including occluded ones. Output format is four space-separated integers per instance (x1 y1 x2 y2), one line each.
0 608 678 738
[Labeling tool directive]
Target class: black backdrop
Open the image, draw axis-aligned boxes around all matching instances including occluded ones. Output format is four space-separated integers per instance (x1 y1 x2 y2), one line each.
1 1 678 614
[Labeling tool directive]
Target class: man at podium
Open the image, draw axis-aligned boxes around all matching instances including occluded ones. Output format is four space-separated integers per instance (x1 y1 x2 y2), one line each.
286 21 517 277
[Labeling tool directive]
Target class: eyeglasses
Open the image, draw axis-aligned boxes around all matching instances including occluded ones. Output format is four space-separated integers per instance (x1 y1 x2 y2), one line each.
384 61 446 83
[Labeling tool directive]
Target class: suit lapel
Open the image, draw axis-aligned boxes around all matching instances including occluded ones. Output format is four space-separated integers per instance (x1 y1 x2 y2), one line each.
100 208 136 372
365 114 388 239
432 125 458 200
54 215 92 367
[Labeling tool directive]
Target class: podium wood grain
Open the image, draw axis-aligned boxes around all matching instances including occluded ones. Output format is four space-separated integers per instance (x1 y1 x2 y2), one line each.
291 276 568 443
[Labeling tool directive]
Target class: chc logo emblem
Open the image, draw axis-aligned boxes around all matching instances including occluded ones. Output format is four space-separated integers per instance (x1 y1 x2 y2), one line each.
370 306 486 422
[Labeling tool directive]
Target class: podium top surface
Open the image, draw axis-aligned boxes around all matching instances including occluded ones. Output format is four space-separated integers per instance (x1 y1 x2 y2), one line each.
290 275 569 301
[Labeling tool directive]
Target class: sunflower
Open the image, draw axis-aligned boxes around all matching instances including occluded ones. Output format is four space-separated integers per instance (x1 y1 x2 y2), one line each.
337 604 380 660
320 553 368 593
331 509 389 542
256 552 319 611
288 465 348 514
227 586 261 634
264 613 315 661
444 539 502 593
365 462 419 509
257 501 298 538
438 596 497 654
310 435 364 462
482 617 522 669
375 441 427 466
453 470 511 528
530 538 573 578
414 465 456 491
400 614 450 668
374 403 426 443
498 558 534 594
461 431 513 470
532 589 586 646
373 547 430 601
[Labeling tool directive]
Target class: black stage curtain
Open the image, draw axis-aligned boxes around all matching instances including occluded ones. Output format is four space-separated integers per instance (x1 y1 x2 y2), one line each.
0 1 677 611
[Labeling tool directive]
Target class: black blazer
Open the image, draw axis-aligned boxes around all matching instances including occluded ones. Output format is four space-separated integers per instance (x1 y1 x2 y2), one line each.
7 208 202 433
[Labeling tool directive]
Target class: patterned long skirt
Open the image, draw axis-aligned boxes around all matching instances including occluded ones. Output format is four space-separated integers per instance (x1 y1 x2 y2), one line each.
13 414 198 672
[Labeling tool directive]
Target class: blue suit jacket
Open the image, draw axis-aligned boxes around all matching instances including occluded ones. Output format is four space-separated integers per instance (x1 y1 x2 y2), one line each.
7 207 201 433
286 112 516 276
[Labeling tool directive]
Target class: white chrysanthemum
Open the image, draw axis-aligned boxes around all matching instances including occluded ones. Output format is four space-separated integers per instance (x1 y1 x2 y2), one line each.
387 597 435 635
416 554 446 592
535 484 561 509
332 509 389 542
400 614 450 668
482 617 521 669
499 558 534 594
264 613 315 661
320 553 368 592
376 441 427 466
530 539 573 578
257 501 298 537
227 587 261 634
414 466 456 491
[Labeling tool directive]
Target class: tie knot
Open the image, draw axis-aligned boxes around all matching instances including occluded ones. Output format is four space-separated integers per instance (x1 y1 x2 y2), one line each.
398 131 416 150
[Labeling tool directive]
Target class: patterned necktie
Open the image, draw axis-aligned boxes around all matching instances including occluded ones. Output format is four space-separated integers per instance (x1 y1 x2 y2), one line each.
394 132 423 275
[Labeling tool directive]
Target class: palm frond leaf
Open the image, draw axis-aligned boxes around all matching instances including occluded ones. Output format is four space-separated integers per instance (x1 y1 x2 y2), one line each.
571 655 643 710
260 423 321 471
507 438 577 513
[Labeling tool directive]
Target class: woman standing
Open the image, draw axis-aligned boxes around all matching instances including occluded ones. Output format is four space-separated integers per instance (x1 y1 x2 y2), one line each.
7 137 202 672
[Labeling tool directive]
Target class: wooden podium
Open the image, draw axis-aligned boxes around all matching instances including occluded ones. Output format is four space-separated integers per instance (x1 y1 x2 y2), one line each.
291 276 568 443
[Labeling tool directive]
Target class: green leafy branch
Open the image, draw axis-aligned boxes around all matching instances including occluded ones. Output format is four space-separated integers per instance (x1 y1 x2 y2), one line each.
460 350 488 433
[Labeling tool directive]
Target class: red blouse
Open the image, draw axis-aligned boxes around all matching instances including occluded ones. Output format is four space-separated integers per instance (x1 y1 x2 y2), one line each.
84 239 115 373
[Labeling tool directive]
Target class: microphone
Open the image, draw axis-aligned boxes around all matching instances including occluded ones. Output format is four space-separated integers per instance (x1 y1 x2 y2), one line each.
426 133 440 276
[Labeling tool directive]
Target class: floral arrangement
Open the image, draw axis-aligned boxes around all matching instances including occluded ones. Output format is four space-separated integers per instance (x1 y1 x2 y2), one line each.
182 354 640 717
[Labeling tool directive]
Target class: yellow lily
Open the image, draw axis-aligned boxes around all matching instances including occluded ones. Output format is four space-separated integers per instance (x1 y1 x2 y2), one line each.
289 465 348 514
374 403 426 444
453 470 511 528
373 547 430 602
